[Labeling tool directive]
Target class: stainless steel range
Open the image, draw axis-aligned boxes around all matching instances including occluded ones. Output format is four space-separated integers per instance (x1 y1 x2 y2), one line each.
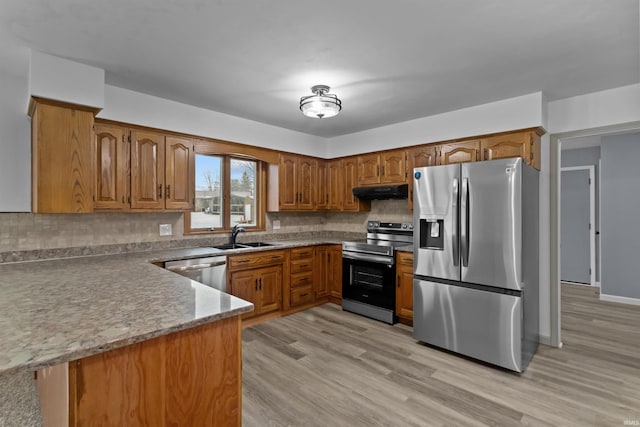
342 221 413 324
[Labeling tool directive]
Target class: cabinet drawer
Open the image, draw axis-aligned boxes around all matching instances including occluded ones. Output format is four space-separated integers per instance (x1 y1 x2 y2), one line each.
291 271 313 288
291 285 314 307
397 251 414 266
229 250 285 270
291 247 314 260
291 257 313 274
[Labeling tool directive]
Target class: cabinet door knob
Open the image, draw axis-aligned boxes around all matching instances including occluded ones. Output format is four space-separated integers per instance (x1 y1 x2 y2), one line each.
166 185 171 199
158 185 163 198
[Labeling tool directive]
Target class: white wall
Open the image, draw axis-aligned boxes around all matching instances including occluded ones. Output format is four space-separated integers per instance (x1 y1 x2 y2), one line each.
548 84 640 134
327 92 545 157
29 51 104 109
0 58 31 212
99 86 327 158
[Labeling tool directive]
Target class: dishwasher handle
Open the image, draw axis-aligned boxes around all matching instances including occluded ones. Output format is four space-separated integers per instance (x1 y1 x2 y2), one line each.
166 260 226 272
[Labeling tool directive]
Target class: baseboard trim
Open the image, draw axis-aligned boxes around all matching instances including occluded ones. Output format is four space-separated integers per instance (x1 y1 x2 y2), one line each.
600 293 640 306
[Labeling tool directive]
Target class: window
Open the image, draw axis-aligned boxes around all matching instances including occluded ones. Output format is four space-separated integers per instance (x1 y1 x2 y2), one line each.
188 153 263 233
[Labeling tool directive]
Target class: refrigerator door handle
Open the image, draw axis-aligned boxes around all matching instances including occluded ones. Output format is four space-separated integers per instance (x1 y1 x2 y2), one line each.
461 177 470 267
452 177 459 266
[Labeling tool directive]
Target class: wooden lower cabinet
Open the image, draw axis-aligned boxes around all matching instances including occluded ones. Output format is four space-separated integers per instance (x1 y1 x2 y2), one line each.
328 245 343 303
228 250 285 320
396 251 414 325
37 317 242 427
229 265 282 319
313 246 329 299
288 246 315 309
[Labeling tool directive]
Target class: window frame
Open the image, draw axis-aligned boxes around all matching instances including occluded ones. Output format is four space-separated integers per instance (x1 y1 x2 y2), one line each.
185 152 266 235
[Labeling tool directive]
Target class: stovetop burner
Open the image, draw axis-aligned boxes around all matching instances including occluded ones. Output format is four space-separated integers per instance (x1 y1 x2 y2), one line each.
342 220 413 257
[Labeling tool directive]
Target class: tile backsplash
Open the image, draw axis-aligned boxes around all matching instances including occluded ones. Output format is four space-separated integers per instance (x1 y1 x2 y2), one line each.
0 199 412 253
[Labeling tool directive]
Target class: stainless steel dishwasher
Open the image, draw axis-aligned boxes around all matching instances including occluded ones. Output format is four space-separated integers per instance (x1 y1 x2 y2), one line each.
165 256 227 292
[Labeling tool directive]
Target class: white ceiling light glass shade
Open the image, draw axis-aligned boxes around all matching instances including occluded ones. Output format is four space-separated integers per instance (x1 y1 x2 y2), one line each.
300 85 342 119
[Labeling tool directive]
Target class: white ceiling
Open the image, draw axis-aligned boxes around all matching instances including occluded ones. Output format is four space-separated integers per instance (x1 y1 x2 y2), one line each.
1 0 638 137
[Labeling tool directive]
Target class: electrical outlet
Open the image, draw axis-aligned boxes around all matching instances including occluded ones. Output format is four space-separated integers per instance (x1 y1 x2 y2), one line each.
159 224 172 236
273 220 281 230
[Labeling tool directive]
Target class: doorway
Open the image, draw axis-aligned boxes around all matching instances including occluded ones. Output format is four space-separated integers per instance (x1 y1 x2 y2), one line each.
560 166 595 285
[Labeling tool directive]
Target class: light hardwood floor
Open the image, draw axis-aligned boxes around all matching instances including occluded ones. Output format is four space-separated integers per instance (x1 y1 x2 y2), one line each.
242 284 640 426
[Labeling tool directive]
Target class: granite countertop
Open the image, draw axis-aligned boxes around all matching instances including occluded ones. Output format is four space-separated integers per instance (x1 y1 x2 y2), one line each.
0 239 343 375
395 244 414 252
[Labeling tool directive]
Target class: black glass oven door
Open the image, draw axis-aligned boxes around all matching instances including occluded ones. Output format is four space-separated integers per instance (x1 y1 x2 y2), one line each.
342 255 395 310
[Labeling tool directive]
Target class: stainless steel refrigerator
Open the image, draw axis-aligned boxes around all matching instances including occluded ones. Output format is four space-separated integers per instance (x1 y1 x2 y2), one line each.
413 157 539 372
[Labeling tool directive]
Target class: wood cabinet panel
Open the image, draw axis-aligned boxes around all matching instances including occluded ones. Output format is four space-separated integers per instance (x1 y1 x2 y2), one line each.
229 269 257 317
258 265 282 314
327 159 343 210
275 154 316 211
291 246 315 259
314 246 329 299
62 318 241 427
481 131 540 170
357 153 381 185
440 140 480 165
291 285 314 307
396 251 414 323
298 157 316 210
278 154 297 210
381 150 407 184
316 160 329 210
228 250 286 270
94 123 129 210
343 157 369 211
328 245 342 300
131 130 165 209
291 271 313 288
165 136 194 210
31 101 95 213
290 258 314 275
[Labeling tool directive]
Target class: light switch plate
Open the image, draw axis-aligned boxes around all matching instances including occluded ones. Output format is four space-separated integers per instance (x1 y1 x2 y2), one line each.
273 220 281 230
159 224 172 236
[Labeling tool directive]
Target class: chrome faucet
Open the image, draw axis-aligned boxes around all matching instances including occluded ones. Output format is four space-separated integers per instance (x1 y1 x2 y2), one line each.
230 224 246 247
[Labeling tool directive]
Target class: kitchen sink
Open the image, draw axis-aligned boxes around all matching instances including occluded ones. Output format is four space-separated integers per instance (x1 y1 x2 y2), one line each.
212 243 249 250
208 242 273 250
241 242 273 247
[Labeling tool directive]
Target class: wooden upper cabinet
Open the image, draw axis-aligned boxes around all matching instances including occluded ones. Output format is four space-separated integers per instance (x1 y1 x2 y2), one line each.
357 150 406 186
481 131 541 170
440 140 480 165
315 160 329 210
131 131 165 209
30 100 95 213
165 136 194 210
357 153 381 185
327 159 343 210
343 157 360 211
297 156 316 211
94 123 129 210
380 149 407 184
278 154 297 210
275 154 316 211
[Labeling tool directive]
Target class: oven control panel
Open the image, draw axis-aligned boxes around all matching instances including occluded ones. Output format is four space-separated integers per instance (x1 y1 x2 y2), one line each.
367 221 413 232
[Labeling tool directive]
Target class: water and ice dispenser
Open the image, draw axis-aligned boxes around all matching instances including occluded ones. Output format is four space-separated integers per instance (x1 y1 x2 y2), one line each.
419 218 444 250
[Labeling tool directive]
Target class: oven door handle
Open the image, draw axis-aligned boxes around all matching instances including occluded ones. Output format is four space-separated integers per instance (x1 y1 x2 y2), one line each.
342 252 394 266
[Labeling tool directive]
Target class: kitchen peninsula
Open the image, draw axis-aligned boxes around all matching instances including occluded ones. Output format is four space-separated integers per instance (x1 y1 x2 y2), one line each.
0 247 254 426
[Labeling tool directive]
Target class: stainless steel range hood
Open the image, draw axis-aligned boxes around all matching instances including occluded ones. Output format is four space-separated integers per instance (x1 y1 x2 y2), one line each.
352 184 408 200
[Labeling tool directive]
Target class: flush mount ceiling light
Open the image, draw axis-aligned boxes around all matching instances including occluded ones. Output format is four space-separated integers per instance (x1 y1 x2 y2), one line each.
300 85 342 119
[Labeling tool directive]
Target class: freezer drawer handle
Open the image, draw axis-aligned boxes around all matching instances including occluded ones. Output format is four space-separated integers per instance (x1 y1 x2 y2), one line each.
452 178 459 266
461 177 470 267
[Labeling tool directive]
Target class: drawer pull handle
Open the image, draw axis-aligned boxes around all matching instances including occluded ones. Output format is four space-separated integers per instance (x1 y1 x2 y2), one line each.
301 293 309 297
238 259 250 263
271 255 280 259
